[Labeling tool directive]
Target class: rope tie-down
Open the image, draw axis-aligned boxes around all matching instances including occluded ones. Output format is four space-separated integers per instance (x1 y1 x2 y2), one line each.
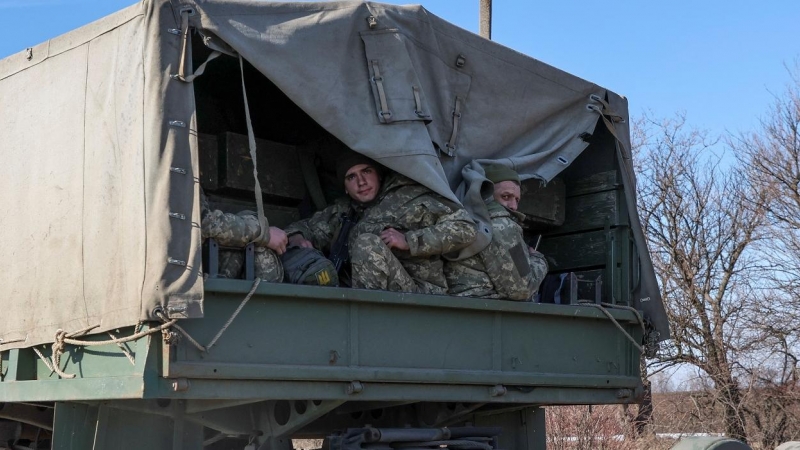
581 302 645 353
33 320 179 379
33 278 263 378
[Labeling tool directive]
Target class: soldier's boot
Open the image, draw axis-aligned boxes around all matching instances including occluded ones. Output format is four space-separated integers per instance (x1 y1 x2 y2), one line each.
350 234 417 293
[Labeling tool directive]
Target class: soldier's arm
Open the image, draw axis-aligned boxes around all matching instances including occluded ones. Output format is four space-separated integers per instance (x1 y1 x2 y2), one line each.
200 189 267 247
480 218 537 301
284 203 342 252
527 249 549 297
405 200 477 257
202 210 263 247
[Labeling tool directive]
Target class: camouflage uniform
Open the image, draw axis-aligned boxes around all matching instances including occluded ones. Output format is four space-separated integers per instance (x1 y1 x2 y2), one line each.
201 191 283 282
445 201 548 301
285 173 476 294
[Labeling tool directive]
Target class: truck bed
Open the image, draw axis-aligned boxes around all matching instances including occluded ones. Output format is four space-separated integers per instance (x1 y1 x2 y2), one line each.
0 279 642 406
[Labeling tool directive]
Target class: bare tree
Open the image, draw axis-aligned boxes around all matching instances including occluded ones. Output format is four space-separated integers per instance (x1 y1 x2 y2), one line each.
736 62 800 307
731 61 800 449
546 405 632 450
635 113 768 442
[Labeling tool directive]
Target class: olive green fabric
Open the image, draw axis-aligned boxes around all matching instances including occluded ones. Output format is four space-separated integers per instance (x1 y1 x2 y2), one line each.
280 247 339 287
0 0 667 349
0 1 204 350
483 164 521 185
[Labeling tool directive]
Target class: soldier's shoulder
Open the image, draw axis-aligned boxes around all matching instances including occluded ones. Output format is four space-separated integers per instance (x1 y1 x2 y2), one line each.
487 201 509 217
313 197 352 216
490 209 523 236
332 197 352 209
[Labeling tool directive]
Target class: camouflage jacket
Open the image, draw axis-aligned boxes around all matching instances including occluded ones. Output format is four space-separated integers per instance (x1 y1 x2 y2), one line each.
201 191 267 248
285 173 477 289
444 201 548 301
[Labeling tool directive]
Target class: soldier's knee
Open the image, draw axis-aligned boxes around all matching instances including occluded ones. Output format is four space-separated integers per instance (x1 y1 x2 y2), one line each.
255 247 284 283
351 233 385 259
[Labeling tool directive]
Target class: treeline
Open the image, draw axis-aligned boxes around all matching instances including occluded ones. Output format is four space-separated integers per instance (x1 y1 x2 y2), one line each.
631 62 800 448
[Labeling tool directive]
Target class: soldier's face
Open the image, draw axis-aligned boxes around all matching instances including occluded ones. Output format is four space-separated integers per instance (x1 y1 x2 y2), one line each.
493 181 521 211
344 164 381 203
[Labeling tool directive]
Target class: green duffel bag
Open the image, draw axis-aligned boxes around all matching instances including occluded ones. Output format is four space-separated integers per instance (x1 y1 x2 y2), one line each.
280 246 339 287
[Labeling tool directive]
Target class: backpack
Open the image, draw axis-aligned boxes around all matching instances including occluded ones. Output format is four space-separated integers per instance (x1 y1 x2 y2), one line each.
280 246 339 287
537 273 569 304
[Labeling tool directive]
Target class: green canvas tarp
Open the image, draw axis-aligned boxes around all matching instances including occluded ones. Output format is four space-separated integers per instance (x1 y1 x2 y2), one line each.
0 0 667 350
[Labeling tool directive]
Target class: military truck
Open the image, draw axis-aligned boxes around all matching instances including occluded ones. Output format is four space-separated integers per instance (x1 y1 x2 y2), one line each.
0 1 669 448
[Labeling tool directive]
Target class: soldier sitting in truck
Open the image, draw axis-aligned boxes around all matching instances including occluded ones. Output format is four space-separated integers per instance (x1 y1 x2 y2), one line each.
285 150 477 294
445 164 548 301
201 189 287 282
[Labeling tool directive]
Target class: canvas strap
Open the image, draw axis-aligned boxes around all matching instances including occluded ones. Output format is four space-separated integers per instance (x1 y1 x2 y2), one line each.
181 51 220 83
175 10 220 83
412 85 430 119
239 55 270 245
178 10 191 79
370 60 392 121
587 94 635 184
444 96 463 156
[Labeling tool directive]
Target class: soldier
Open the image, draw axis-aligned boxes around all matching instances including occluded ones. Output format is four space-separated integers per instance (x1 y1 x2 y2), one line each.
201 190 287 282
444 164 548 301
285 151 477 294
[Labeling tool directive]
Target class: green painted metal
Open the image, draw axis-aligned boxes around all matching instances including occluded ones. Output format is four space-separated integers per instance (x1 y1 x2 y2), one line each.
0 283 642 404
475 407 547 450
1 275 643 449
52 401 205 450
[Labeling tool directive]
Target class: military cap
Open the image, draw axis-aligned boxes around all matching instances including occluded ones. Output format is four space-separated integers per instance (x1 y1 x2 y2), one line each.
483 163 520 185
336 150 379 183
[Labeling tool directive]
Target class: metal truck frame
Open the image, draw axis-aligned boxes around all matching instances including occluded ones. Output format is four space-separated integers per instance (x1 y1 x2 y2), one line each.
0 1 665 448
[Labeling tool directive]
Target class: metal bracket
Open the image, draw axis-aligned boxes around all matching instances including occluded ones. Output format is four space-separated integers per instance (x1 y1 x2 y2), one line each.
171 378 190 392
167 257 187 267
244 243 255 281
254 400 345 444
489 385 506 397
203 239 220 278
570 273 603 305
346 381 364 395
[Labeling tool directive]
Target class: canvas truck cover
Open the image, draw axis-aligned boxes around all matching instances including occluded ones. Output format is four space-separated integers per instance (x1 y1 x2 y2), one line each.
0 0 668 350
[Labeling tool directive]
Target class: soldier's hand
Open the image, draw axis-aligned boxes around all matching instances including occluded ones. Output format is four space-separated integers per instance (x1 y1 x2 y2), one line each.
380 228 409 251
288 233 313 249
267 226 289 255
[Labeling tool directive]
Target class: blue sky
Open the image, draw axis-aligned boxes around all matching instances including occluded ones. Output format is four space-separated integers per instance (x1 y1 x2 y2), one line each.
1 0 798 138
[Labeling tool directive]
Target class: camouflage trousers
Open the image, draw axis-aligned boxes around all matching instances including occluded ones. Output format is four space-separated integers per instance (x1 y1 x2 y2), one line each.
215 247 283 283
350 234 446 295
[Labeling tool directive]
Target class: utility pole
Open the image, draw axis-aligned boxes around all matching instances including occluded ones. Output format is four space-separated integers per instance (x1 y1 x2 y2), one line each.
479 0 492 39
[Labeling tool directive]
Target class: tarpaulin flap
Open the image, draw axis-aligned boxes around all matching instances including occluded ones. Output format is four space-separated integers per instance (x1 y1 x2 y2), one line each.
0 1 204 350
607 93 670 339
188 0 664 334
192 1 603 200
0 0 665 347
